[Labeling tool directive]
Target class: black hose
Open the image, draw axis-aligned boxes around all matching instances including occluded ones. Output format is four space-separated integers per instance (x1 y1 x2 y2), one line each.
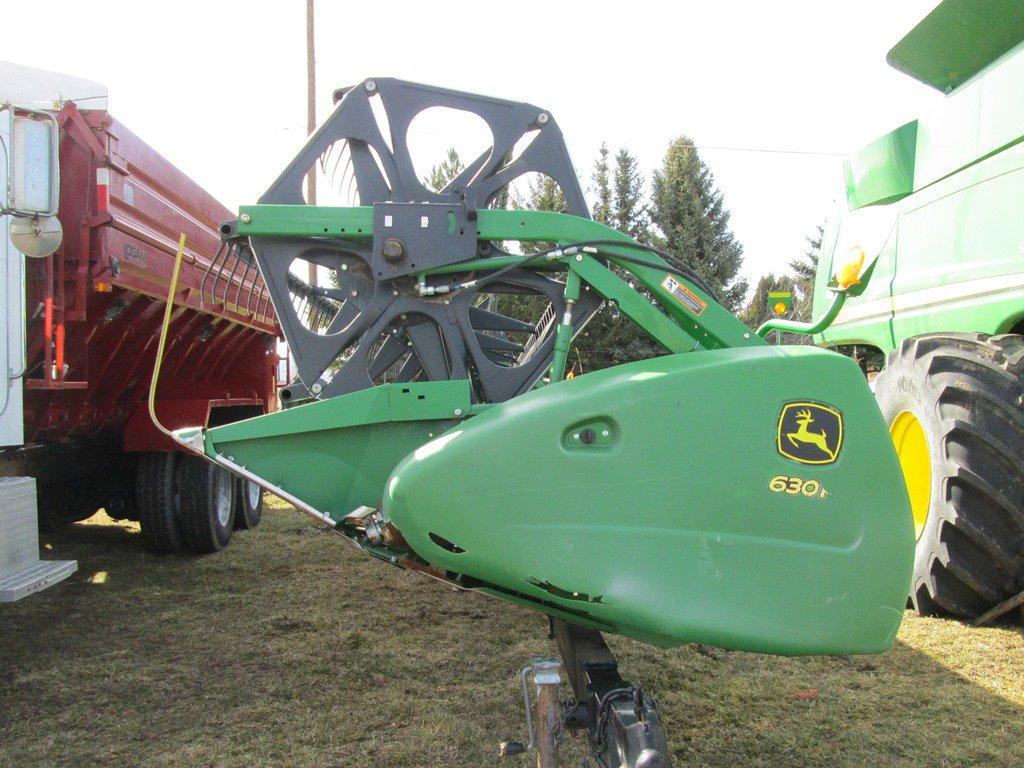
448 239 719 302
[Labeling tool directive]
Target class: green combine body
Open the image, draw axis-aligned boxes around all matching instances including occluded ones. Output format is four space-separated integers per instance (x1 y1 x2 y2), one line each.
812 0 1024 620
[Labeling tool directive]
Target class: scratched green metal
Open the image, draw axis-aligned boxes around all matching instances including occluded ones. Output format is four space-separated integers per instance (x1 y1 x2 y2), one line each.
383 346 914 653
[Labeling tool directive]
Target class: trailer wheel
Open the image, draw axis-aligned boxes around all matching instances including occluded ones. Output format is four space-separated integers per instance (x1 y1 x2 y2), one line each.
874 333 1024 619
177 455 235 553
233 478 263 530
135 452 183 554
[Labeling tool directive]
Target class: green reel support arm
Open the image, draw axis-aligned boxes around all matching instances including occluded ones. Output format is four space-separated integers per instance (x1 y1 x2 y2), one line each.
233 204 763 358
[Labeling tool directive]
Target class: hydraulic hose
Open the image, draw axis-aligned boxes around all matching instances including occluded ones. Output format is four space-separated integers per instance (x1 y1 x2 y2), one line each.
756 288 847 339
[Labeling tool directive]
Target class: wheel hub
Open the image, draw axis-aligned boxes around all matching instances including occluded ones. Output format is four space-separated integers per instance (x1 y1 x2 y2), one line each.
214 469 232 528
889 410 932 540
246 479 261 510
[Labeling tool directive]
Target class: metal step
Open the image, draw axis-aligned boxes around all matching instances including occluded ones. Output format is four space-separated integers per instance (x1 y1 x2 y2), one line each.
0 476 77 602
0 558 77 602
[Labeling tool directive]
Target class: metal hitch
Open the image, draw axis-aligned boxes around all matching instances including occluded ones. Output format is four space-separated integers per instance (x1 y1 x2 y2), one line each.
502 622 671 768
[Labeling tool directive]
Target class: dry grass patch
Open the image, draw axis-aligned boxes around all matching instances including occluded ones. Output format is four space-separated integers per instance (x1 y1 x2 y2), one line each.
2 499 1021 767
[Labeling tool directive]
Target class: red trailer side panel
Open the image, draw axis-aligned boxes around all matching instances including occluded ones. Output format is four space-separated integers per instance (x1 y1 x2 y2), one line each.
22 103 278 453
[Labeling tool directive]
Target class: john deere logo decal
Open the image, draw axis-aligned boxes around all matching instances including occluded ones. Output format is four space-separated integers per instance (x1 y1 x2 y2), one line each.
776 402 843 465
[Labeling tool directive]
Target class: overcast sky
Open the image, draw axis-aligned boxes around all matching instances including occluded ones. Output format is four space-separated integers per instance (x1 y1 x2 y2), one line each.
7 0 942 293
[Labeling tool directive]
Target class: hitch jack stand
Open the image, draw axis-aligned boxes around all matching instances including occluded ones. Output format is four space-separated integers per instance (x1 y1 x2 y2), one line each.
502 620 671 768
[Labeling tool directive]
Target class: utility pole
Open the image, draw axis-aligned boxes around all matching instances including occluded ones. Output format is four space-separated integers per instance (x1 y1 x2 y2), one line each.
305 0 317 286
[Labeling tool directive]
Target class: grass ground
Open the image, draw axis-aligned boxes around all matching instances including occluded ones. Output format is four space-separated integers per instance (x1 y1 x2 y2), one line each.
2 499 1022 767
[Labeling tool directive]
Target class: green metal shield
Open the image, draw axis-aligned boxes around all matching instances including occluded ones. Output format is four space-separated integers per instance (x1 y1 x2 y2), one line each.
383 347 914 654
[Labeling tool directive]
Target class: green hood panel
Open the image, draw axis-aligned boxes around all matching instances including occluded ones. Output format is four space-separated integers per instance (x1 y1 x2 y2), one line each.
887 0 1024 93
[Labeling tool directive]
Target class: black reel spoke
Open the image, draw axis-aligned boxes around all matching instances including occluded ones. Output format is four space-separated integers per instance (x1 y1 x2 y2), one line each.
229 78 599 404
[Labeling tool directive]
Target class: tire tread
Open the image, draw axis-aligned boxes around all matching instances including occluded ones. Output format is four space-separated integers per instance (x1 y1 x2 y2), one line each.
875 333 1024 619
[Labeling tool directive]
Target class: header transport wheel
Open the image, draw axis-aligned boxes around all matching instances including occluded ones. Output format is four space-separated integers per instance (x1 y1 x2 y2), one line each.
874 333 1024 618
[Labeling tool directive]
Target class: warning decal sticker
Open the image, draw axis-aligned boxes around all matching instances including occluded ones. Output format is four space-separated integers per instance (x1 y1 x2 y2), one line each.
661 275 708 316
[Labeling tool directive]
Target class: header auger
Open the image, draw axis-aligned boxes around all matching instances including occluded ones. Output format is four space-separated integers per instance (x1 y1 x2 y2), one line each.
165 78 913 766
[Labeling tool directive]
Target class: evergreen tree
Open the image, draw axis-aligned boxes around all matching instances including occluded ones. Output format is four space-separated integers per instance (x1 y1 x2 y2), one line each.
500 149 665 372
612 148 648 244
517 174 567 213
571 146 662 370
424 148 464 193
740 273 797 331
651 137 747 311
512 174 568 254
591 143 612 226
789 224 823 322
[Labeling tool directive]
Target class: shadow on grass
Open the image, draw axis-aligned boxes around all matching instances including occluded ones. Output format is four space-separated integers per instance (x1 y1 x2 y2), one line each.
3 509 1023 768
613 630 1023 768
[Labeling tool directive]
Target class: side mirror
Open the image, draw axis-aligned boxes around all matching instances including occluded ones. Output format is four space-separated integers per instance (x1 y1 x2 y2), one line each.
3 105 62 257
5 106 60 215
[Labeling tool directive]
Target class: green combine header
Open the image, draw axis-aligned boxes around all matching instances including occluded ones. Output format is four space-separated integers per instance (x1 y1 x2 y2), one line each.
157 77 914 766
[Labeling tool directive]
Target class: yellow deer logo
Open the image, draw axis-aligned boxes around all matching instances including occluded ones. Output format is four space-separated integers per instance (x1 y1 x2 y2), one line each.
777 402 843 465
786 409 836 460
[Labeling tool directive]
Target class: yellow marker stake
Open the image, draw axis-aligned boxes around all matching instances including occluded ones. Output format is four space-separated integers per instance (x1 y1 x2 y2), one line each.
148 234 189 444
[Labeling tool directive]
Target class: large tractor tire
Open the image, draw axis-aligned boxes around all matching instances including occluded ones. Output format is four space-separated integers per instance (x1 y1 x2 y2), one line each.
136 452 183 554
874 333 1024 618
233 478 263 530
177 455 235 553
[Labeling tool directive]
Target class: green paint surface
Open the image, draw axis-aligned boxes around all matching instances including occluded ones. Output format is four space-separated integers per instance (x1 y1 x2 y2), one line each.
887 0 1024 93
816 13 1024 350
218 184 914 656
383 347 913 654
206 381 468 516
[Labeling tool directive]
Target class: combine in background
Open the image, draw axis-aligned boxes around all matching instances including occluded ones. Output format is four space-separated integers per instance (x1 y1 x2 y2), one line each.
813 0 1024 620
0 62 289 601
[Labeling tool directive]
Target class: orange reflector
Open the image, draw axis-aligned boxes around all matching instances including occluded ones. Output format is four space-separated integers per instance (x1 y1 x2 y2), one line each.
94 282 113 293
834 248 866 290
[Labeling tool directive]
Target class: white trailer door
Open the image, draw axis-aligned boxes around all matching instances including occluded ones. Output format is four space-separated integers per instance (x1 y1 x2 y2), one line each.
0 116 25 448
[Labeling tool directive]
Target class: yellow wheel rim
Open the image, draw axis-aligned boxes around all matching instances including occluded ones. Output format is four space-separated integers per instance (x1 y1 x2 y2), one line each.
889 411 932 540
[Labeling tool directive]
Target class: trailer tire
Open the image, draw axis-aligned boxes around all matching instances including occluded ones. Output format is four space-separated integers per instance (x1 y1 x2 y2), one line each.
177 455 235 553
136 452 183 554
874 333 1024 619
234 478 263 530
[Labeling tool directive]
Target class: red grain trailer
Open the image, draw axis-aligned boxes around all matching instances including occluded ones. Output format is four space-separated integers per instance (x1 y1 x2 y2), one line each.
2 65 280 588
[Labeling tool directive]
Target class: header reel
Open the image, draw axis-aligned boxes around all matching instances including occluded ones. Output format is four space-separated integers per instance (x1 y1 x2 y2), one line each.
224 78 600 403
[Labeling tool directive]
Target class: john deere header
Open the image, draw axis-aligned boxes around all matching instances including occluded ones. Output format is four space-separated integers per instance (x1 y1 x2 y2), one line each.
174 78 912 656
